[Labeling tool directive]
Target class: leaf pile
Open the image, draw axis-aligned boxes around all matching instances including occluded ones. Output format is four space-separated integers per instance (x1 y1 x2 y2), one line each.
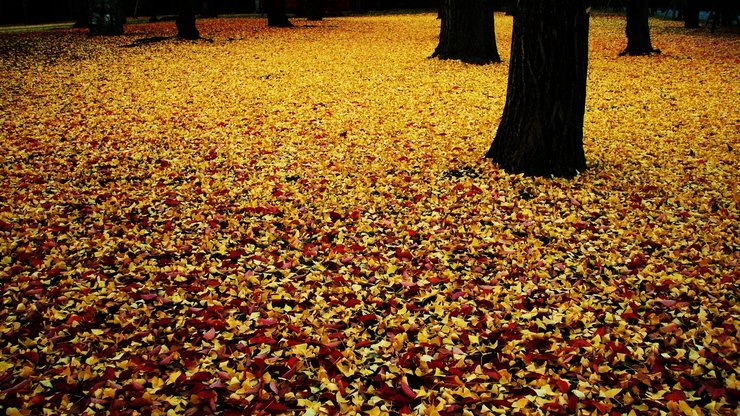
0 13 738 415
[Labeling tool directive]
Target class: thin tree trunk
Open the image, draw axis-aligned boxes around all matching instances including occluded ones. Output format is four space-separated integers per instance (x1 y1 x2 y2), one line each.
621 0 660 55
432 0 500 64
177 0 201 39
266 0 293 27
486 0 589 178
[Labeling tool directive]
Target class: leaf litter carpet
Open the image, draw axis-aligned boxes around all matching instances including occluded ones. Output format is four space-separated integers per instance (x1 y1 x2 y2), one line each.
0 12 738 416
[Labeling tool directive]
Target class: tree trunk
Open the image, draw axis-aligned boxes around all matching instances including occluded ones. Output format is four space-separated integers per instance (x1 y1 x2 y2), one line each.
486 0 588 178
177 0 201 39
89 0 124 35
684 0 700 28
307 0 323 21
266 0 293 27
432 0 500 64
621 0 660 55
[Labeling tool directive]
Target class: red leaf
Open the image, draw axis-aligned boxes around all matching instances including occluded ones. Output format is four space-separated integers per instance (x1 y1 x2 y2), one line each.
569 339 591 348
556 379 570 393
204 328 216 341
265 403 289 411
395 248 413 260
664 390 686 402
257 318 277 327
400 378 417 399
358 314 378 323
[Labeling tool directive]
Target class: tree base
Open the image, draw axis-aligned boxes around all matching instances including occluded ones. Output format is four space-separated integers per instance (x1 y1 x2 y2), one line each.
619 48 661 56
430 52 500 65
268 18 293 27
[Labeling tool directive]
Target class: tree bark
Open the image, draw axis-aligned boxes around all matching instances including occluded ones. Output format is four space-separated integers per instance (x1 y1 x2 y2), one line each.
432 0 500 64
486 0 589 178
684 0 700 28
177 0 201 39
89 0 124 35
266 0 293 27
621 0 660 55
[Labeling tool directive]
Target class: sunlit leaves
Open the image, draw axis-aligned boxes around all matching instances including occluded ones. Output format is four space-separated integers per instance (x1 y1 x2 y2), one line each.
0 12 738 415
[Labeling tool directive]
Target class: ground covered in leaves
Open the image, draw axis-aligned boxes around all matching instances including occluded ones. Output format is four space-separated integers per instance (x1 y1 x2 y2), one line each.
0 12 738 416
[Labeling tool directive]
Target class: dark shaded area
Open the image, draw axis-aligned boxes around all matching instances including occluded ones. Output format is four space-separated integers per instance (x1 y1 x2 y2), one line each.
307 0 323 20
431 0 501 64
89 0 124 35
486 0 589 178
3 0 437 25
176 0 201 39
266 0 293 27
685 0 701 27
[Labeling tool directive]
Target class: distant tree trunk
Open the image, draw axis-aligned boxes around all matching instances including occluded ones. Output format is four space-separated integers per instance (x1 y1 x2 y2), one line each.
73 0 90 28
177 0 201 39
684 0 700 28
486 0 589 178
89 0 124 35
307 0 323 20
432 0 501 64
621 0 660 55
266 0 293 27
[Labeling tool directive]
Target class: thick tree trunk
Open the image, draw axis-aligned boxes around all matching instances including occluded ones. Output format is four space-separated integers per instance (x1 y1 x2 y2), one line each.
486 0 588 178
432 0 500 64
177 0 201 39
307 0 323 21
684 0 700 28
266 0 293 27
89 0 124 35
621 0 660 55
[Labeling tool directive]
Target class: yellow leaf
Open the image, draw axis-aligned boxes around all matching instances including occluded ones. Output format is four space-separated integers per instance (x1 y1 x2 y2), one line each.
512 397 530 409
366 407 382 416
166 370 182 385
601 388 621 398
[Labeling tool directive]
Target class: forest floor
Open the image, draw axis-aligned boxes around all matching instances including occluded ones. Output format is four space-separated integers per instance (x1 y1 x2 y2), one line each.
0 12 738 416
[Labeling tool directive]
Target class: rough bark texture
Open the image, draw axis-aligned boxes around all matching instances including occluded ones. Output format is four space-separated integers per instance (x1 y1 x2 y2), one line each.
176 0 200 39
486 0 588 178
266 0 293 27
432 0 500 64
89 0 123 35
684 0 700 28
621 0 660 55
